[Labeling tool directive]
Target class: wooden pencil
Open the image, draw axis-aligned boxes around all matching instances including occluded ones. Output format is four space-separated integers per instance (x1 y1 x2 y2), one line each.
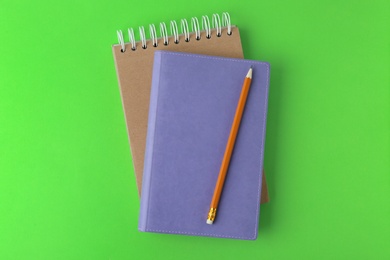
207 66 253 224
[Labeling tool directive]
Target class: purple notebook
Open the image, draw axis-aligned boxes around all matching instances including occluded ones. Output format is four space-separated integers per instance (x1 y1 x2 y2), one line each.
139 51 270 240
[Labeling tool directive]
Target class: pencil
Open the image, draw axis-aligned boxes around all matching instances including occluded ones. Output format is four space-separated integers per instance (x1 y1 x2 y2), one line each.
207 66 253 225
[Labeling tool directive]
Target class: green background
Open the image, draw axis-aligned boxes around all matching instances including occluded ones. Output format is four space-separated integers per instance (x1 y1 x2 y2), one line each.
1 0 389 259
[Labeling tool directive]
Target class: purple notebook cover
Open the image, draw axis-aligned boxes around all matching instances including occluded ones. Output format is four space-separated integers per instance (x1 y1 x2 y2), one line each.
139 51 270 240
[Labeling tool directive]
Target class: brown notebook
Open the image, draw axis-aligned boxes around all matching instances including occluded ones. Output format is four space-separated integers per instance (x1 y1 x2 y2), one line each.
112 13 269 203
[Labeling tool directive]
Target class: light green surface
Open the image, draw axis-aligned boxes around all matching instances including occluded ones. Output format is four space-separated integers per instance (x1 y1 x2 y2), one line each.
0 0 389 259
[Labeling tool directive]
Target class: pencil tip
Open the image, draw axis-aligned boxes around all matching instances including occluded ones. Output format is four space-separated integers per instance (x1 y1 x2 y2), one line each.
207 219 213 225
246 67 253 79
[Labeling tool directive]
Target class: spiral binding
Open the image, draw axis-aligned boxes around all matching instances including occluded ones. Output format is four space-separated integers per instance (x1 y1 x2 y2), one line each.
117 12 233 52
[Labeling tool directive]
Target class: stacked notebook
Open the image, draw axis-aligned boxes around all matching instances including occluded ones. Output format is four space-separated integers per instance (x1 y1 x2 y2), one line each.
112 13 270 240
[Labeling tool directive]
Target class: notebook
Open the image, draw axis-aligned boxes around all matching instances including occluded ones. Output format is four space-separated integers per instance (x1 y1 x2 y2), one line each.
139 51 270 240
112 13 269 203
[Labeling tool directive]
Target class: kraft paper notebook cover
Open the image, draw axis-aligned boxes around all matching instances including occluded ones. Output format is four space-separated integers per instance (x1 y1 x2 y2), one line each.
112 13 269 203
139 51 270 240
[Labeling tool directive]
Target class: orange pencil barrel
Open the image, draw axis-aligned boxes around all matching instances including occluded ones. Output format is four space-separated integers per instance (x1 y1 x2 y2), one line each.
207 67 253 224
